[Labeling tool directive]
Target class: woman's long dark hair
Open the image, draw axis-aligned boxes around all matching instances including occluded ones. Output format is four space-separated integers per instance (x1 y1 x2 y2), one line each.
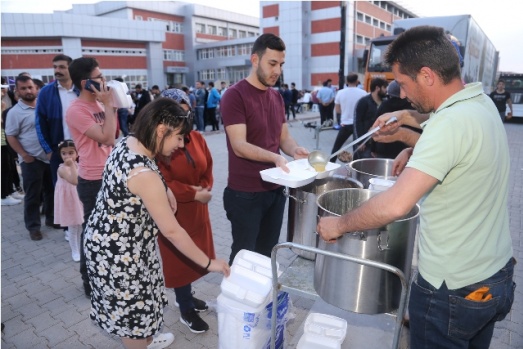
131 98 192 155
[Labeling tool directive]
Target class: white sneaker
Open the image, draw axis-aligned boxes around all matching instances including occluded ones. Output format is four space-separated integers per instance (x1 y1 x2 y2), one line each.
11 192 24 200
1 196 22 206
72 251 80 262
147 333 174 349
64 230 70 241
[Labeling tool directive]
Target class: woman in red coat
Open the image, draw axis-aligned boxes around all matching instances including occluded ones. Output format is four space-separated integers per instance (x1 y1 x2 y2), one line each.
156 89 216 334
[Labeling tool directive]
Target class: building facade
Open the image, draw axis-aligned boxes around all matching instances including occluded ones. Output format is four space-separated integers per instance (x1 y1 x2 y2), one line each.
259 1 416 90
1 1 415 91
1 1 258 89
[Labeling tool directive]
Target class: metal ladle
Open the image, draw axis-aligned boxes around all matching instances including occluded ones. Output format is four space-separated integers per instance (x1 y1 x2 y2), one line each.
308 116 398 171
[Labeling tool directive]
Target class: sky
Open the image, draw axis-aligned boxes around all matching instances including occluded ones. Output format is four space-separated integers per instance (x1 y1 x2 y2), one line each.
1 0 521 73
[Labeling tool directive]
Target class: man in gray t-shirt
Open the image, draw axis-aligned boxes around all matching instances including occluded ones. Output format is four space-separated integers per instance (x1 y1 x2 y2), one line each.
5 76 55 241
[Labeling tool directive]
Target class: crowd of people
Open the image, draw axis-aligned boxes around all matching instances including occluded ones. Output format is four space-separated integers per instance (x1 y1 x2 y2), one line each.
1 27 517 349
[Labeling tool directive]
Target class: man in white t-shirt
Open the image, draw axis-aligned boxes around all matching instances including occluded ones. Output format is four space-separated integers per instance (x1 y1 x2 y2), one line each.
329 73 367 162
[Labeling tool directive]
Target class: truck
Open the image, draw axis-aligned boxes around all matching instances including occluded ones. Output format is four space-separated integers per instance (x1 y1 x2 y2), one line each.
498 72 523 119
363 15 499 95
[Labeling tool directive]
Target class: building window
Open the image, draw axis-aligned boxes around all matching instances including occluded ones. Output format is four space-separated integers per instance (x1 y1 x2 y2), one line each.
195 23 205 33
356 35 364 44
200 69 216 81
163 50 185 61
248 31 255 37
357 12 363 21
373 19 378 27
239 30 246 38
207 25 217 35
171 21 183 33
365 15 371 24
135 15 142 20
217 68 227 80
380 21 385 29
218 27 227 36
365 37 371 45
229 29 237 39
386 24 391 31
238 44 250 55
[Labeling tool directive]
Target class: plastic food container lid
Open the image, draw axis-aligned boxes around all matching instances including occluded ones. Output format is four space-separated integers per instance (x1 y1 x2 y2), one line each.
303 313 348 343
260 159 341 188
369 177 395 191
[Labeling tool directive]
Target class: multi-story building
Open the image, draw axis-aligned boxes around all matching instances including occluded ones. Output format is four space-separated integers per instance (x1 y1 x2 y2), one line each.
1 1 416 91
260 1 416 90
1 1 258 89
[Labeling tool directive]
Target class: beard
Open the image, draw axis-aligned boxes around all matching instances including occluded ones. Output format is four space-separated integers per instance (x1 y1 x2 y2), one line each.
256 66 278 88
21 94 36 103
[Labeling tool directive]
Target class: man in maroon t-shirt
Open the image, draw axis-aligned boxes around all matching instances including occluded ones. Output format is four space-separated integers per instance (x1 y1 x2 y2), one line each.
221 33 309 264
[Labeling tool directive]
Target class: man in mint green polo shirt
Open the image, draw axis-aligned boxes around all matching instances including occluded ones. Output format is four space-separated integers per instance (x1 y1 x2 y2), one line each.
316 26 515 349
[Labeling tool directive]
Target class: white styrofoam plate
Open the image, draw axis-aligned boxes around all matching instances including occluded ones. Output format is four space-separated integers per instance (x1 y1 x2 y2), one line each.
260 159 342 188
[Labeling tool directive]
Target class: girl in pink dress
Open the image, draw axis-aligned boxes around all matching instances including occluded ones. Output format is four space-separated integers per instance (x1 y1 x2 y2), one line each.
54 140 84 262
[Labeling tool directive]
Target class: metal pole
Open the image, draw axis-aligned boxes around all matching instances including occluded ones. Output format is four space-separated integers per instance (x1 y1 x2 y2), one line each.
338 1 347 90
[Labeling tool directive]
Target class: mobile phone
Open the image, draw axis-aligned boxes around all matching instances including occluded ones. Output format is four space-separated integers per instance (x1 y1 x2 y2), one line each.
85 79 101 92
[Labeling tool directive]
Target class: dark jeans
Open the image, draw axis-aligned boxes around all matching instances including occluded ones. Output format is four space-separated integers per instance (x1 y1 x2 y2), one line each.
50 148 62 187
206 107 219 131
195 106 205 131
286 103 295 120
77 177 102 286
175 284 194 314
409 257 516 349
330 124 354 163
1 145 17 198
223 186 286 265
319 103 334 124
20 160 54 231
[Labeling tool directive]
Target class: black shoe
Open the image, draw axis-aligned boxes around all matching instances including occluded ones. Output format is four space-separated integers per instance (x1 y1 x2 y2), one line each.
29 230 43 241
174 294 208 312
180 309 209 333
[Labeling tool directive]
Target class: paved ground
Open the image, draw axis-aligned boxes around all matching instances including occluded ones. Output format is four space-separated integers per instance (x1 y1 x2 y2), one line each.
1 110 522 349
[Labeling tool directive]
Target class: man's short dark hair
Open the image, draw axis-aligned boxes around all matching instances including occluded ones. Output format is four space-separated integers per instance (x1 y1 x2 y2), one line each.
208 82 214 87
385 25 461 85
68 57 99 91
152 85 159 90
199 81 205 85
346 73 359 84
114 77 124 82
370 78 388 91
15 75 32 87
53 54 73 65
497 80 505 84
251 33 286 58
135 84 142 89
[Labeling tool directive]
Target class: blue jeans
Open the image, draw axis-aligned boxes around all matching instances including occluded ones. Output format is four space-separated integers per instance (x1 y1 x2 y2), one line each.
117 108 129 137
195 106 205 131
409 257 516 349
223 186 286 265
20 160 54 231
77 177 102 286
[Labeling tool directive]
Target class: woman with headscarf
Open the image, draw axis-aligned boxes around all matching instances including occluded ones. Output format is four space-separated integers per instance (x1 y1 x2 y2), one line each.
156 88 216 334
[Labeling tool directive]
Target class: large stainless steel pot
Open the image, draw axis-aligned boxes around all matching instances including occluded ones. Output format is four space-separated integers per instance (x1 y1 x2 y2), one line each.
314 188 419 314
286 176 362 260
346 158 397 188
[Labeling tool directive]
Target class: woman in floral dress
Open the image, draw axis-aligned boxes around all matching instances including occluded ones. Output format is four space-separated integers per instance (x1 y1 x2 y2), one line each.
84 98 230 349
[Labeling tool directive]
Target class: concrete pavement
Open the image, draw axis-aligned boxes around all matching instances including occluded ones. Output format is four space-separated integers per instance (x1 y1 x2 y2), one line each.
2 111 522 348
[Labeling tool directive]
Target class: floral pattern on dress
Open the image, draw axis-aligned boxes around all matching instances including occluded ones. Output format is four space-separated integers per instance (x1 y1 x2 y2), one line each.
85 137 168 339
